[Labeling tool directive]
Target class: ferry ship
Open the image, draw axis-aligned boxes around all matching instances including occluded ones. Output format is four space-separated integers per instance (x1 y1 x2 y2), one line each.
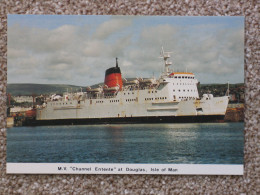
35 48 229 125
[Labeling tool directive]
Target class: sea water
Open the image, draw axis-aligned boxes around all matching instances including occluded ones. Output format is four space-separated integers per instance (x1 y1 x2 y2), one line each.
7 123 244 164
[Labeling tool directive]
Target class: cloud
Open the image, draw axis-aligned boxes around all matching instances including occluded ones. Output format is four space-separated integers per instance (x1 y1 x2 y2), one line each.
7 16 244 85
122 22 243 83
94 18 132 39
141 24 178 45
8 48 28 59
8 24 81 54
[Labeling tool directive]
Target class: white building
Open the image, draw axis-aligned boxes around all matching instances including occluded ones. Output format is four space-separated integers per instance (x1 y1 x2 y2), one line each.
13 96 34 103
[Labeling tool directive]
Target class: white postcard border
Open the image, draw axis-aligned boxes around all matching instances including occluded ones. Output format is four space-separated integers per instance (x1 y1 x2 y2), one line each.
6 163 243 175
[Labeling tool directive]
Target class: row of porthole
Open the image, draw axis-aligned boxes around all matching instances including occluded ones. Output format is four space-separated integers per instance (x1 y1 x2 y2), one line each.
104 95 115 98
126 99 136 102
148 91 157 94
145 97 167 101
110 100 119 103
96 101 104 103
50 102 72 106
124 92 135 95
179 97 196 100
174 76 194 79
173 89 197 92
173 83 195 85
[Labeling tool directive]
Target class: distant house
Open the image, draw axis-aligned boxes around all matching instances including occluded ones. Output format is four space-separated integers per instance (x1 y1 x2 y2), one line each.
13 96 34 103
239 93 245 101
10 107 32 115
229 94 236 101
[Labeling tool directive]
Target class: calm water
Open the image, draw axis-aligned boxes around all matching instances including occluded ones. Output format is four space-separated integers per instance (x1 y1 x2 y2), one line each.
7 123 244 164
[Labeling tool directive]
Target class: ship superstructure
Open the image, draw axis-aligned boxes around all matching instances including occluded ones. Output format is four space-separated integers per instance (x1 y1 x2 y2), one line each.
36 48 229 125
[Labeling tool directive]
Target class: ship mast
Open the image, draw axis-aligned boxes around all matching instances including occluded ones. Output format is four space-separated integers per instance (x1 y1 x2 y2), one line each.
160 47 173 77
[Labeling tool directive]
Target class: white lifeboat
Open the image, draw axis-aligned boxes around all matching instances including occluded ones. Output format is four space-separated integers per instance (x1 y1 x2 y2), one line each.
123 79 139 85
86 86 103 93
139 78 157 85
51 94 62 101
103 84 120 92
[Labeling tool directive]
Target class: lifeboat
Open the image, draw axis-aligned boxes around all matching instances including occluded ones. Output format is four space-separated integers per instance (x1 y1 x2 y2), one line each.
51 94 62 101
86 86 103 93
123 79 139 86
103 85 120 92
139 78 157 85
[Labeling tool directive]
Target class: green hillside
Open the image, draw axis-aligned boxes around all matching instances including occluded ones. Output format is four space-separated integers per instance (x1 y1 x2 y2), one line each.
7 84 84 96
198 83 244 97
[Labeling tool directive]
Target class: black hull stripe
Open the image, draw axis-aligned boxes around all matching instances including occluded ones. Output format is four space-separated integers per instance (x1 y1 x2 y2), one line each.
24 115 225 126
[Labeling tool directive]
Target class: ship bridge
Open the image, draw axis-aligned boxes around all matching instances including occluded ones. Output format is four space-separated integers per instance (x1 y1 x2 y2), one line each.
159 72 199 101
158 47 199 101
169 72 195 79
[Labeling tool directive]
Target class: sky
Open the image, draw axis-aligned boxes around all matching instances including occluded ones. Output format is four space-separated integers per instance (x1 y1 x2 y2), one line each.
7 15 244 86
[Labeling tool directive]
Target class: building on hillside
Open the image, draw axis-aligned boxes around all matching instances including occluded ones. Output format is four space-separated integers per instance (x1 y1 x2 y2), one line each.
10 107 32 116
229 94 236 101
13 96 34 103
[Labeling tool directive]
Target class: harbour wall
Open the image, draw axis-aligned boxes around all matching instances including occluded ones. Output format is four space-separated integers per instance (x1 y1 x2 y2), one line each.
224 104 244 122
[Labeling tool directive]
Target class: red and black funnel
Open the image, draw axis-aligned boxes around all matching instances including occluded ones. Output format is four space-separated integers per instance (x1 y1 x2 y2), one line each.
104 58 123 90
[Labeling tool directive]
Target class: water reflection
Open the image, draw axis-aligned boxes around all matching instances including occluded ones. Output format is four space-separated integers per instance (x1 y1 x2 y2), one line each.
7 123 244 164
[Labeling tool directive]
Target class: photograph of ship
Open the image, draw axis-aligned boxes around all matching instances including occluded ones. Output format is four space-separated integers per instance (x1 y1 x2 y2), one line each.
7 15 244 174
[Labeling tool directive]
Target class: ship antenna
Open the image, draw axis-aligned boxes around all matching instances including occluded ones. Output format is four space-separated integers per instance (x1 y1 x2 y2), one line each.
116 57 118 68
159 46 173 77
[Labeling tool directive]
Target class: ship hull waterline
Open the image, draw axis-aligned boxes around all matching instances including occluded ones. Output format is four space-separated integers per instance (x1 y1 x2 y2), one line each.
24 115 225 126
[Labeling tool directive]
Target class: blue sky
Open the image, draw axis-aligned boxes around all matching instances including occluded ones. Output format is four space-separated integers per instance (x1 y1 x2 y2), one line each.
7 15 244 85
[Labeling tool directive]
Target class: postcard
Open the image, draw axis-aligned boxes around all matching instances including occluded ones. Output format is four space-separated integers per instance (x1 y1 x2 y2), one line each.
6 15 244 175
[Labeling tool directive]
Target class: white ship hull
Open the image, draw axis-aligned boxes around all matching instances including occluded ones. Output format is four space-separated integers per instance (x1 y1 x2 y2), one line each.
36 89 229 124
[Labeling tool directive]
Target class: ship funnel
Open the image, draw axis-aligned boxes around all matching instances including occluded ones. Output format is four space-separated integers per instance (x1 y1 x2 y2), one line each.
104 58 123 91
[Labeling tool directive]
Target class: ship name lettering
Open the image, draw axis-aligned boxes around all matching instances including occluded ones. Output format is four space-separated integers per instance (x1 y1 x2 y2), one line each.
70 166 91 171
95 167 114 171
